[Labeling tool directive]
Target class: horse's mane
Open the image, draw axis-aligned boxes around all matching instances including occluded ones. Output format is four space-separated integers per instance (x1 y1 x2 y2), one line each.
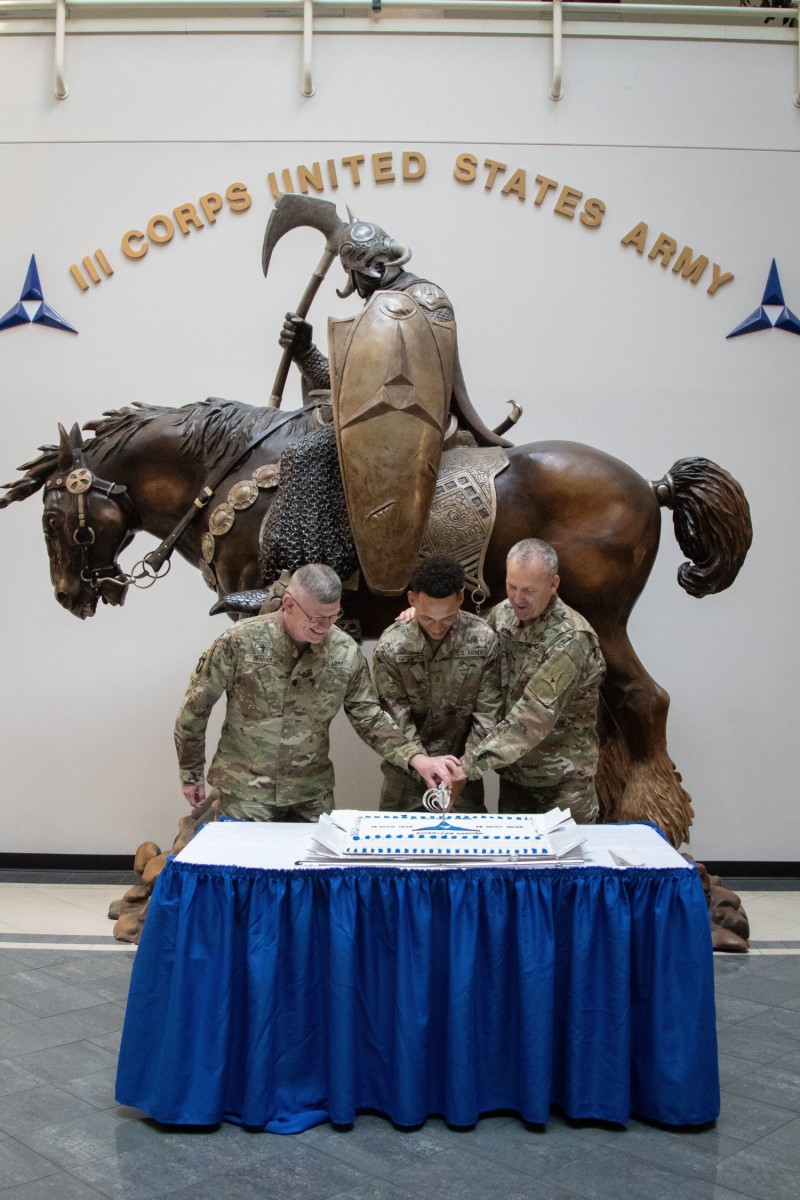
0 399 303 509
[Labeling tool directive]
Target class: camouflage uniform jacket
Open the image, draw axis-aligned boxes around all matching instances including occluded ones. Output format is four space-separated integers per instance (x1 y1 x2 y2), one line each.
460 597 605 789
372 611 503 758
175 612 425 810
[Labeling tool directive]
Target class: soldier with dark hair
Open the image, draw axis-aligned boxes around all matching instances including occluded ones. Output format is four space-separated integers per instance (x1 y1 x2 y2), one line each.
373 554 503 813
407 555 468 601
175 563 457 822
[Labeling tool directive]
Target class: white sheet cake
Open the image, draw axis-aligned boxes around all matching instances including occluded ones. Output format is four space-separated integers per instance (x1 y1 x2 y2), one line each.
343 812 557 859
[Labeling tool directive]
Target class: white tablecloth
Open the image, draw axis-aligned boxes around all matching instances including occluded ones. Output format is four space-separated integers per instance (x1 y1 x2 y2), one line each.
175 819 691 871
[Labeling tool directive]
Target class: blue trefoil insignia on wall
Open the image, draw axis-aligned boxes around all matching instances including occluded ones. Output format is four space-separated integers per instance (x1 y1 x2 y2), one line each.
0 255 78 335
727 259 800 339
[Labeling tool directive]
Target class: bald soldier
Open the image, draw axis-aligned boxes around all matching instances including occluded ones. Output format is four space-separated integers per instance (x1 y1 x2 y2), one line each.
373 555 503 813
453 539 606 822
175 564 456 822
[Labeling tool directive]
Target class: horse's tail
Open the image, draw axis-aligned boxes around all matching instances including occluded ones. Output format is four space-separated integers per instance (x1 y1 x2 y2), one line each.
651 457 753 597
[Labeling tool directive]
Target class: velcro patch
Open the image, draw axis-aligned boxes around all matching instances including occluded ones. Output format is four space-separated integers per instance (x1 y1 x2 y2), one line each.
531 657 579 708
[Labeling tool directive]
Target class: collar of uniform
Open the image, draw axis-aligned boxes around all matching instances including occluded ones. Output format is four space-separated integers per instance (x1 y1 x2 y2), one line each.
270 608 326 658
413 608 464 657
509 594 559 638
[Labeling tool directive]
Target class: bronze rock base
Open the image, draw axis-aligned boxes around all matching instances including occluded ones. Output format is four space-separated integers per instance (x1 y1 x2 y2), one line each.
109 794 217 944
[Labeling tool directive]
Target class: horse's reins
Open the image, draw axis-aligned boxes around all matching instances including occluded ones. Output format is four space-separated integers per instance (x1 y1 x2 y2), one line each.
51 405 315 594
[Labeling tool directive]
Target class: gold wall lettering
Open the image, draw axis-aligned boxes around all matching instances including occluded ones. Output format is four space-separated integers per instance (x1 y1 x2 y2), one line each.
267 151 427 199
452 154 608 230
120 183 251 261
66 150 735 305
620 222 734 296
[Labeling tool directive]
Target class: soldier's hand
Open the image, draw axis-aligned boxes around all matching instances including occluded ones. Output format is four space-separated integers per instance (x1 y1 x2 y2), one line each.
279 312 314 359
448 765 468 810
450 760 468 783
395 606 416 624
182 781 206 810
410 753 459 790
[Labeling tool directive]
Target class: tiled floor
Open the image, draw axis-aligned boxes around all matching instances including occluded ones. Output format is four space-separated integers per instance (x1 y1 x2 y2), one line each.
0 878 798 1200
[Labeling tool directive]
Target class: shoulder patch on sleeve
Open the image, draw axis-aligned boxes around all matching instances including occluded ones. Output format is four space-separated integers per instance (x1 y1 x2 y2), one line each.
530 656 580 708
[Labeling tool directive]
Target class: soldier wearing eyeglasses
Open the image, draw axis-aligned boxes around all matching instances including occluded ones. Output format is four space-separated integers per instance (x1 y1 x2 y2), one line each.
175 563 457 821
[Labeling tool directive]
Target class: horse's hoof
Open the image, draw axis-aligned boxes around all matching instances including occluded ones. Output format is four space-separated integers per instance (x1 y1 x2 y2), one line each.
712 926 749 953
210 590 269 617
133 840 161 875
141 852 169 887
113 905 148 945
712 906 750 941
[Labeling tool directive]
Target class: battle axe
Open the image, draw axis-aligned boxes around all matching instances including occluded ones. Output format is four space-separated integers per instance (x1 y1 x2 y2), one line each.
262 194 347 408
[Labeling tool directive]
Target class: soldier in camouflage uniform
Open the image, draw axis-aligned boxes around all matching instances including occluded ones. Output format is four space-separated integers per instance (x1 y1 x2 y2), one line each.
373 555 503 813
457 539 606 823
175 564 457 821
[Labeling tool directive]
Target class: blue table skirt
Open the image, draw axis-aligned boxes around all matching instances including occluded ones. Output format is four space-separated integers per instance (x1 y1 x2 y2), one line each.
116 860 719 1132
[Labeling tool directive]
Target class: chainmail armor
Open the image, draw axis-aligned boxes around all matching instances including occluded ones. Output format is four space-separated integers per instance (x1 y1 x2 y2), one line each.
258 424 358 584
296 346 332 392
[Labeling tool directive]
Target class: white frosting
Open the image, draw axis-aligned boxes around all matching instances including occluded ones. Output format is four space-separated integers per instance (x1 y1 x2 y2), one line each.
344 813 556 858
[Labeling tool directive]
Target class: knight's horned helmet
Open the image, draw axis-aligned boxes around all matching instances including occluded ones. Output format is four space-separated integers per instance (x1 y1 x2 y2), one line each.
337 211 412 298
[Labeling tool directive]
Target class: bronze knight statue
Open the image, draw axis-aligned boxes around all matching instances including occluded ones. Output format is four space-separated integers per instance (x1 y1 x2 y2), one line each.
265 196 513 595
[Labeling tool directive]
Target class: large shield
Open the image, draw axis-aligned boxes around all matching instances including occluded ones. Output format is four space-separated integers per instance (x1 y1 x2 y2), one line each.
329 290 454 595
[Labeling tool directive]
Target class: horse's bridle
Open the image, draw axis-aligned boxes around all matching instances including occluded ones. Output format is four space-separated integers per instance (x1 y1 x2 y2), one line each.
45 401 325 597
44 456 146 594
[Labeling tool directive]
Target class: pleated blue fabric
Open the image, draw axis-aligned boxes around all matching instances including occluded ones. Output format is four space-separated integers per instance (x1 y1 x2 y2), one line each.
116 855 719 1131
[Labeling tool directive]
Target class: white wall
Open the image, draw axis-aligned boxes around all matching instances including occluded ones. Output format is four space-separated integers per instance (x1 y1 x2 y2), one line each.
0 29 797 861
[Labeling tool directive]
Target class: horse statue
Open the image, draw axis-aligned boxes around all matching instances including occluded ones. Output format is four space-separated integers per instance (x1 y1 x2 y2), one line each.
1 396 752 872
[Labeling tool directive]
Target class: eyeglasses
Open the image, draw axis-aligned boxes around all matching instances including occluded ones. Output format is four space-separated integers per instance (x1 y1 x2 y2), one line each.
286 593 343 627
